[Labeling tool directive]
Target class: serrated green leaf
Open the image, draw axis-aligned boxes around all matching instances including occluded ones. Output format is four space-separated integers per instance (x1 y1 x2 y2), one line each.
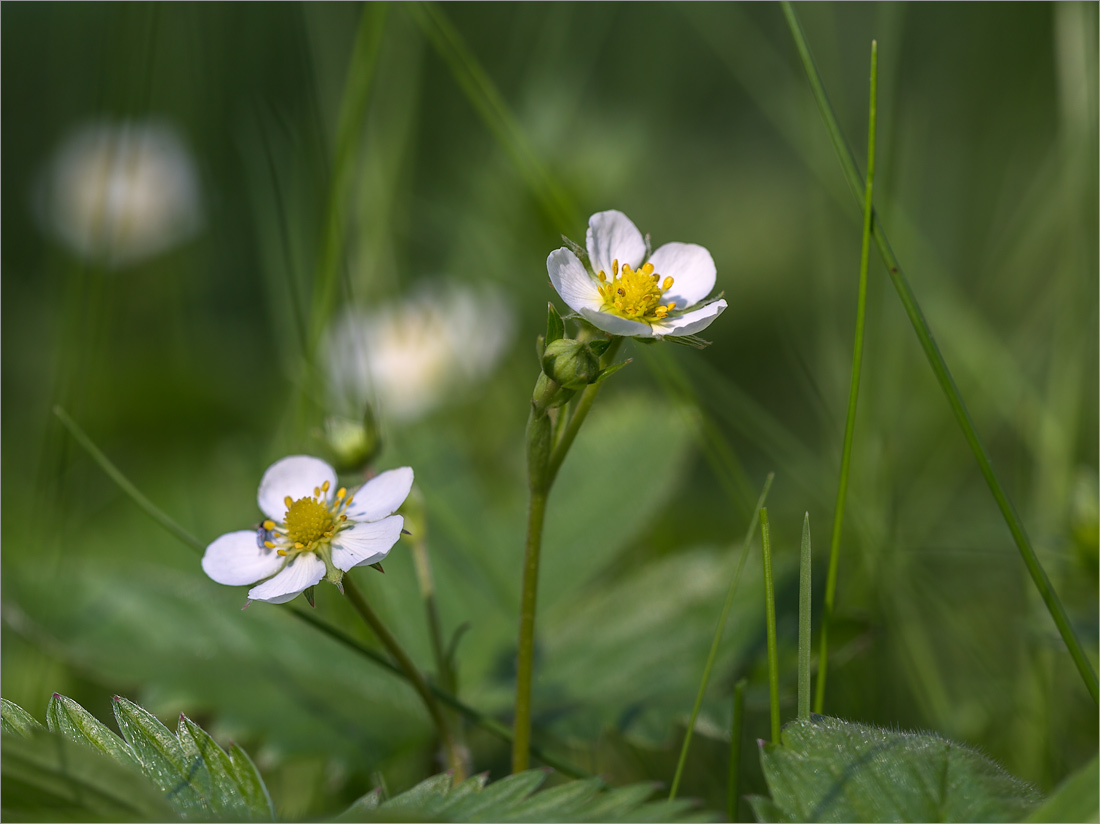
112 696 211 819
1025 753 1098 823
575 782 659 820
442 769 548 820
546 302 565 345
502 776 604 821
46 694 139 769
1 728 177 822
758 715 1043 822
334 788 383 822
178 714 271 821
380 772 455 814
747 794 782 823
227 743 275 821
2 698 46 738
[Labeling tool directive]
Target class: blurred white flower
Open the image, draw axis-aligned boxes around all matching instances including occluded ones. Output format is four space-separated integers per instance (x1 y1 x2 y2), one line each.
202 456 412 605
324 282 514 423
37 119 202 268
547 210 726 338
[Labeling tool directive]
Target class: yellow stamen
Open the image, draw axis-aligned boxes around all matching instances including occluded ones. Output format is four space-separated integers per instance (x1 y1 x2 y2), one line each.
597 260 676 323
264 540 276 549
262 520 276 530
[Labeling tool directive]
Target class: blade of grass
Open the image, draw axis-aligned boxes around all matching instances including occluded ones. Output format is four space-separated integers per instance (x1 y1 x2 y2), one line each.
669 472 775 800
404 1 579 233
761 507 781 743
798 512 812 720
780 1 1099 705
728 677 748 823
814 38 877 714
51 406 592 779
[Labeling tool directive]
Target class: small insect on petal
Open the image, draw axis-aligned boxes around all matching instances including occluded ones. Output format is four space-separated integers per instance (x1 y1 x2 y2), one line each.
256 522 275 549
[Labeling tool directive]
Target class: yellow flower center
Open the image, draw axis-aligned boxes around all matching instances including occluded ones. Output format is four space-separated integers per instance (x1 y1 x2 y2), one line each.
263 481 353 556
596 259 676 322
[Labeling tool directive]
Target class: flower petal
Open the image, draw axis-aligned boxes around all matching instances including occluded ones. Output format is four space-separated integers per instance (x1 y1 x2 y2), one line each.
652 299 727 337
586 210 646 277
257 455 338 522
547 249 602 315
345 467 414 523
246 553 325 604
202 530 286 586
578 307 655 338
647 242 716 309
331 516 404 571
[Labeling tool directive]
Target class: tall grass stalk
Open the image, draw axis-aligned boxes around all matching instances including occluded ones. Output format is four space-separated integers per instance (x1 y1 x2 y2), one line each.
780 2 1099 705
814 38 877 715
669 472 774 800
761 507 781 744
798 512 812 720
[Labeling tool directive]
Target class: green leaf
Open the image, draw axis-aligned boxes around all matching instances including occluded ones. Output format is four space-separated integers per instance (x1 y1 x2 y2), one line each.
226 743 275 821
2 698 46 738
442 769 548 820
757 715 1043 822
1 728 177 822
112 696 212 819
1025 754 1098 823
45 694 139 769
178 715 272 821
546 302 565 346
379 772 456 816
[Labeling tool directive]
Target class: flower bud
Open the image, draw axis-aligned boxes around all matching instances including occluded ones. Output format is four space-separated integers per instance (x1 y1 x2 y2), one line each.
319 410 382 473
541 338 600 390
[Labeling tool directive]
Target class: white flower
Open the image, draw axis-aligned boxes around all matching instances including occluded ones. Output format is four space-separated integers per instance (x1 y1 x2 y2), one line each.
202 456 413 605
36 119 202 268
324 281 513 423
547 210 727 338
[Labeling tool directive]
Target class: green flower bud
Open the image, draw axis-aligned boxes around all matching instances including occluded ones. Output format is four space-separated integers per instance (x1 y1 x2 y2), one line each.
319 410 382 473
541 338 600 390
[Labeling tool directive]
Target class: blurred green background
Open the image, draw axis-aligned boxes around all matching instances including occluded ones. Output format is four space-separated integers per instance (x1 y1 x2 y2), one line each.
2 2 1097 820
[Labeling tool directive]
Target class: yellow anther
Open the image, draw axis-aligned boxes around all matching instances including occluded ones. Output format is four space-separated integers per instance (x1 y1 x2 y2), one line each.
662 276 674 291
336 487 347 500
264 540 276 549
346 495 354 506
642 262 655 275
666 301 676 310
284 496 293 509
295 541 304 549
277 549 287 556
321 480 330 492
313 486 320 497
262 520 276 530
597 270 608 282
612 259 619 275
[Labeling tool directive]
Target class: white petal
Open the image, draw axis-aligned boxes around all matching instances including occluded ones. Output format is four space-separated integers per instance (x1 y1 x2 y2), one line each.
652 299 727 337
257 456 338 522
345 467 414 522
331 516 404 571
546 249 602 315
202 530 286 586
578 307 655 338
585 211 645 277
647 243 716 309
246 553 325 604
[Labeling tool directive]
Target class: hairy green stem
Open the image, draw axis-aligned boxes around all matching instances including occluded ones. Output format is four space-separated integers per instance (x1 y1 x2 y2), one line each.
815 37 877 717
781 2 1098 705
343 574 465 781
761 508 781 744
669 472 774 800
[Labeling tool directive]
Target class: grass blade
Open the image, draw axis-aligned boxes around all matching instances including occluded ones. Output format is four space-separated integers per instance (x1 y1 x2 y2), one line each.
797 512 812 720
669 473 774 800
779 1 1099 705
728 677 748 822
761 507 781 744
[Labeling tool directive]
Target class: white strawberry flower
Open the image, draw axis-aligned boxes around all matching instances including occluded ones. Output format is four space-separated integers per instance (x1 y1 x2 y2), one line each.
547 210 726 338
202 456 412 605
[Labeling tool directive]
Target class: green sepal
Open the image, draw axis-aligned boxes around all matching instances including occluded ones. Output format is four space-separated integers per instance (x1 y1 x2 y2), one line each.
545 302 565 346
535 333 545 362
644 231 653 262
663 334 713 349
561 234 589 268
46 693 139 768
595 358 632 385
1 698 46 738
304 585 316 608
587 337 613 357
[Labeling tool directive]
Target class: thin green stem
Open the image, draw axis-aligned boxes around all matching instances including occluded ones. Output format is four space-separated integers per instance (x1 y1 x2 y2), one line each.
797 513 812 720
727 677 748 823
342 573 466 781
781 3 1099 705
53 406 204 553
816 37 877 717
546 336 624 485
512 486 547 774
761 508 781 744
410 534 451 693
669 472 774 800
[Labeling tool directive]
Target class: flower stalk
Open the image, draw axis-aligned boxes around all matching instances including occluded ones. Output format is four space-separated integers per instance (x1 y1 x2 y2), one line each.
343 573 466 782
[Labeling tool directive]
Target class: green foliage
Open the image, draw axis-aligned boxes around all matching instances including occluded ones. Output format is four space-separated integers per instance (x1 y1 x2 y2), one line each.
1 695 273 822
749 715 1043 823
338 769 712 823
1025 754 1099 823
